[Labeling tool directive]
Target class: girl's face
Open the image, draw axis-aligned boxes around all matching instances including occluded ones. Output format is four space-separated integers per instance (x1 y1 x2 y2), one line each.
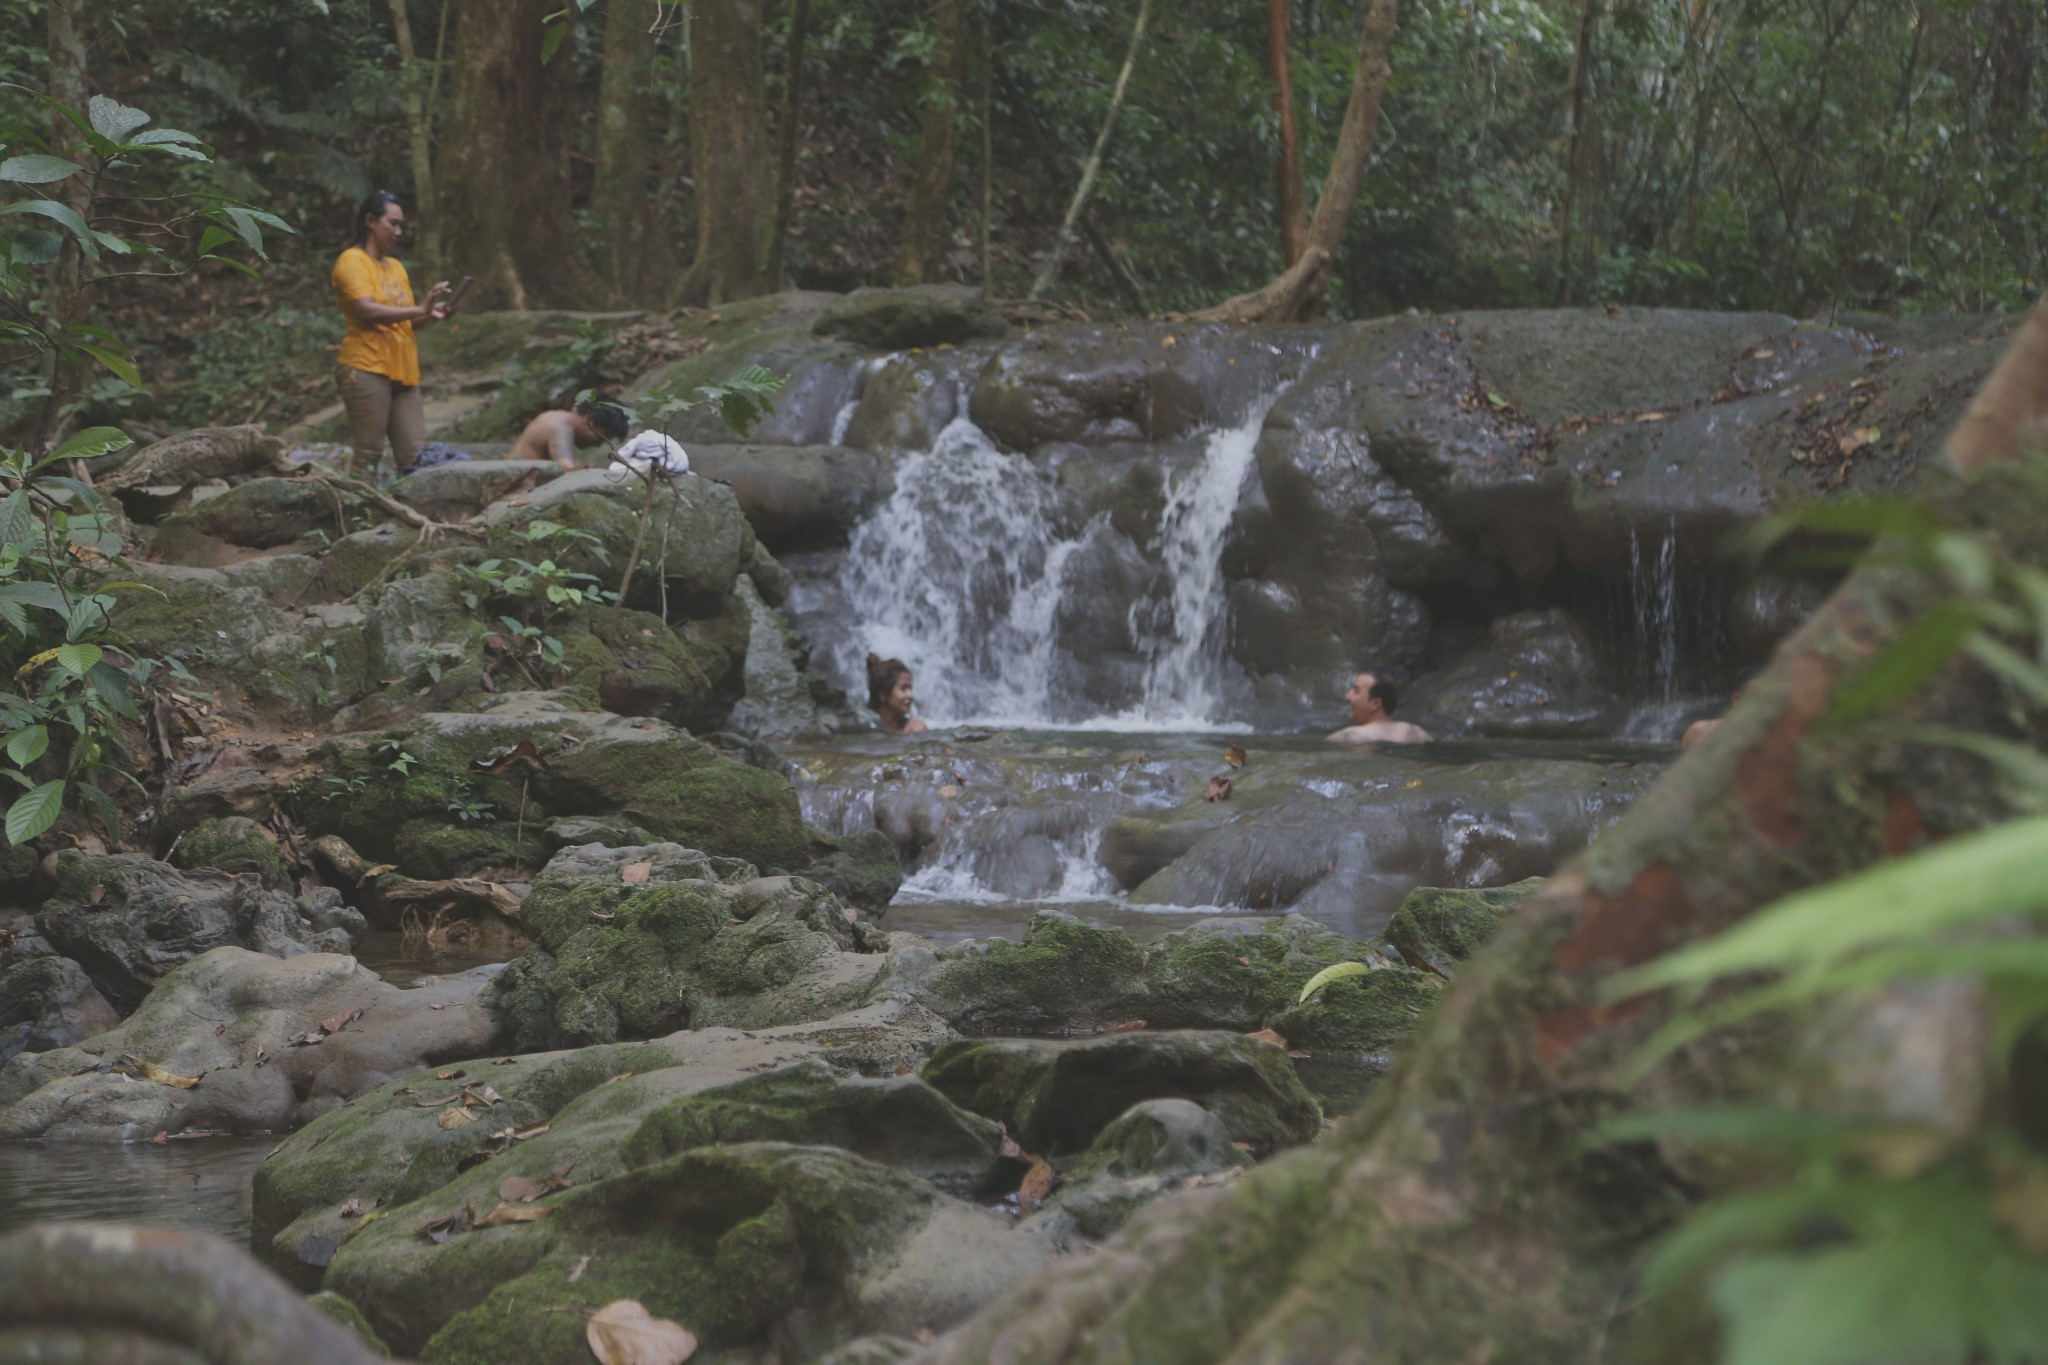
366 203 405 253
886 672 915 716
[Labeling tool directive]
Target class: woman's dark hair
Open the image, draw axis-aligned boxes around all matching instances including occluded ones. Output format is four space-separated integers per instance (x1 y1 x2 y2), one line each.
578 393 629 442
353 191 402 246
866 652 911 711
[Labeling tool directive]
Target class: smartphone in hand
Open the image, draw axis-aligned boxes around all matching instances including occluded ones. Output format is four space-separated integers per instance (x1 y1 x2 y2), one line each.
445 275 477 316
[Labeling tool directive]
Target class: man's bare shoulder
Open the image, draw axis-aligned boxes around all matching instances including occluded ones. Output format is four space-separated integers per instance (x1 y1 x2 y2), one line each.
510 410 569 460
1328 721 1432 746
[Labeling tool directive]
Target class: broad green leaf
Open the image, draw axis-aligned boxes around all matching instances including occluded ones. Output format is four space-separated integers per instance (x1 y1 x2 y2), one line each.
1608 814 2048 1000
1642 1182 1837 1295
49 425 131 465
89 661 137 719
0 597 24 634
0 491 33 551
0 581 73 615
129 127 202 147
87 95 151 142
54 643 102 676
4 778 64 844
196 224 235 255
0 153 82 184
71 342 140 388
65 595 114 642
1967 636 2048 710
5 724 47 766
1298 959 1372 1003
0 199 97 258
73 778 122 838
219 206 269 258
541 18 570 63
91 230 134 255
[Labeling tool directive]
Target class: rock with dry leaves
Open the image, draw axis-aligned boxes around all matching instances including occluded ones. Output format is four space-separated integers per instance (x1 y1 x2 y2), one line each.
258 1031 1050 1360
0 946 495 1141
35 848 353 1012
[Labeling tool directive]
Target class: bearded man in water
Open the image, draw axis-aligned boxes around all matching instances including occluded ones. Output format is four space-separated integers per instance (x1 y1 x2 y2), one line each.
1328 671 1432 746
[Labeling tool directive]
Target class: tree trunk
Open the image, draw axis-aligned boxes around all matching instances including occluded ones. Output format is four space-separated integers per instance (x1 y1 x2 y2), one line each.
766 0 811 290
1029 0 1154 301
928 293 2048 1361
1987 1 2035 144
386 0 441 271
1268 0 1307 267
592 0 659 303
1556 0 1599 304
439 0 589 310
33 0 92 456
677 0 776 306
1191 0 1399 323
979 0 994 293
896 0 967 285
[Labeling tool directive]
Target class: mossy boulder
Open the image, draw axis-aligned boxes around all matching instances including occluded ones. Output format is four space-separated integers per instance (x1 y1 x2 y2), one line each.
555 600 751 734
308 1292 391 1356
152 476 360 561
688 443 892 553
485 842 891 1051
1383 877 1544 977
388 459 565 524
813 284 1009 351
1071 1097 1251 1181
921 1029 1322 1157
300 696 812 881
171 816 292 890
911 910 1392 1035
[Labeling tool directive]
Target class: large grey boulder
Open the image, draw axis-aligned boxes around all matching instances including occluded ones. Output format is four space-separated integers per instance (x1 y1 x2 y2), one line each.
688 443 892 552
0 956 119 1058
35 850 351 1012
388 458 564 522
1404 608 1622 739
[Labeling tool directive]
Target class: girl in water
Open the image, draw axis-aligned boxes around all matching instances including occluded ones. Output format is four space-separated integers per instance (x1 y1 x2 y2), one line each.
866 654 928 735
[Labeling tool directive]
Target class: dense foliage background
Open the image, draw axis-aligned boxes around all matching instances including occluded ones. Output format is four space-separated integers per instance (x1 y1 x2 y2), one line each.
1 0 2043 431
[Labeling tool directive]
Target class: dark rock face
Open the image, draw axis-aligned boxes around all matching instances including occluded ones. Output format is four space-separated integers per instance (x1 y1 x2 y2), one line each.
0 956 119 1057
687 443 892 552
1405 608 1623 739
152 477 346 561
921 1029 1323 1157
813 284 1009 350
35 850 350 1012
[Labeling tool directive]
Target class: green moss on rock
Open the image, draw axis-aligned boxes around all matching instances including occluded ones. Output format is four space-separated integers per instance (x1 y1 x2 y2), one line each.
308 1291 391 1356
1383 877 1544 977
171 816 292 889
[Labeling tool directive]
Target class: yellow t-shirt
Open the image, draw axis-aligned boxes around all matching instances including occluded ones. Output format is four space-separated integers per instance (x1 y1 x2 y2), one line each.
332 246 420 387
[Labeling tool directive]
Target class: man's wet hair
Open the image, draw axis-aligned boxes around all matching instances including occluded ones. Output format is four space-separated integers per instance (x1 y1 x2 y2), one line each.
1368 675 1399 714
577 393 629 442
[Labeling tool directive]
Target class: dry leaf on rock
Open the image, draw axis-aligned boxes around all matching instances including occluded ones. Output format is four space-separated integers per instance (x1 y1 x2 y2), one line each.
319 1008 363 1036
1224 743 1247 768
499 1174 547 1204
1105 1019 1147 1034
123 1055 201 1088
339 1197 365 1218
1245 1028 1288 1049
587 1299 697 1365
476 1201 551 1227
1017 1158 1056 1213
462 1085 502 1108
414 1093 461 1108
437 1068 466 1081
416 1205 473 1243
621 861 652 885
569 1254 594 1283
438 1105 479 1130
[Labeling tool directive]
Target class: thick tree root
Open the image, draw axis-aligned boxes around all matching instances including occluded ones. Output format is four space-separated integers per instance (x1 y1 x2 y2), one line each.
0 1224 384 1364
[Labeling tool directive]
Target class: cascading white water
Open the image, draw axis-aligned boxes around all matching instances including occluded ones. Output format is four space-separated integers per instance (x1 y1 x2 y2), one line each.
838 396 1282 730
1629 516 1680 704
1123 391 1284 726
840 416 1085 726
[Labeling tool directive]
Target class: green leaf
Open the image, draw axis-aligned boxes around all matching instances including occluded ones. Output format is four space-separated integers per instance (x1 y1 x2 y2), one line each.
1966 636 2048 710
49 425 131 464
87 95 151 143
1640 1181 1836 1295
54 643 101 677
91 230 134 255
0 199 98 258
71 342 140 388
0 597 24 634
0 153 82 184
73 778 121 838
541 18 570 63
219 207 267 258
129 127 202 147
0 581 74 615
1607 813 2048 1001
0 491 33 551
5 779 64 844
1824 599 1981 728
5 725 47 766
64 595 114 642
196 224 236 255
1298 959 1372 1003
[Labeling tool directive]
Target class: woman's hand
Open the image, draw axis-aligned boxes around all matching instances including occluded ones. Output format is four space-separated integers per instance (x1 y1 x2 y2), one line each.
424 280 453 303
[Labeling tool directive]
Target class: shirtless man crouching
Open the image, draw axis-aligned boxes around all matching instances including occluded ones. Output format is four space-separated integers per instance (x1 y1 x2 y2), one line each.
1328 671 1432 746
508 395 628 471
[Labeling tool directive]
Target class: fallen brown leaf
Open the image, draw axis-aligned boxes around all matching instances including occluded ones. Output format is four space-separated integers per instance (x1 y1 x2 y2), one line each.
123 1055 201 1089
437 1069 466 1081
438 1106 479 1130
428 1002 448 1010
462 1084 502 1107
1224 743 1247 768
569 1254 594 1283
413 1093 461 1108
416 1205 473 1242
475 1201 551 1227
621 860 653 884
1017 1158 1056 1213
492 1057 519 1066
499 1174 547 1203
1245 1028 1288 1049
1105 1019 1147 1034
587 1299 697 1365
319 1008 363 1036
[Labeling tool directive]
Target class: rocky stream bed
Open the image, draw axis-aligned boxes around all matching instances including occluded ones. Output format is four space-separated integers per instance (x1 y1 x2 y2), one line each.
0 288 2013 1362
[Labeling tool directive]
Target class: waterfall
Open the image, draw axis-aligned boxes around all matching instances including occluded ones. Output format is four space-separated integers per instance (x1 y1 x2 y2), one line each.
840 417 1085 726
1123 391 1284 726
836 396 1281 730
1629 517 1680 704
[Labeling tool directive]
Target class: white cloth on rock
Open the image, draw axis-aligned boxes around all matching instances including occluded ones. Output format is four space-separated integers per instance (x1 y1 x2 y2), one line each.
608 430 690 477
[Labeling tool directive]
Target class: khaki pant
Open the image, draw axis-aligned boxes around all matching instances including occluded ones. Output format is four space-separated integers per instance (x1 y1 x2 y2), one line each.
334 363 425 479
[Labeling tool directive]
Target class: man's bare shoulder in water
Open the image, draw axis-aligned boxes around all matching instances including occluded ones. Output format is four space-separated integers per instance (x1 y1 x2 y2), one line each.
1328 672 1432 746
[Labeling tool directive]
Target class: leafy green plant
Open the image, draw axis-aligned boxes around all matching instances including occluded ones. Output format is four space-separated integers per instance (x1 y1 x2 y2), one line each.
1596 494 2048 1365
445 776 495 825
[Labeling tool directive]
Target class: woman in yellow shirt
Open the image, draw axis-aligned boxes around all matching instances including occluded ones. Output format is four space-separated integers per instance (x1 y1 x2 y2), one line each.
331 191 451 478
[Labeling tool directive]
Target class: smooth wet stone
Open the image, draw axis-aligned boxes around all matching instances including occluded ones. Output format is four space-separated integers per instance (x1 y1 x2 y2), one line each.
388 458 564 523
152 476 347 561
921 1029 1322 1157
1404 608 1622 739
688 443 892 552
841 346 994 453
